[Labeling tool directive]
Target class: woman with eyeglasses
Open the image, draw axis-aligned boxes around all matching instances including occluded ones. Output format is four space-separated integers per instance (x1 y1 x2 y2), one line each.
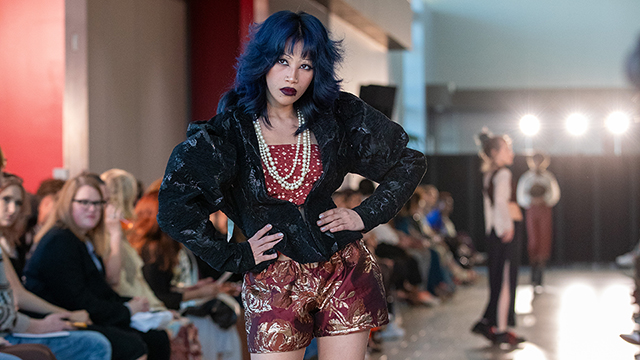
0 172 112 360
24 174 171 360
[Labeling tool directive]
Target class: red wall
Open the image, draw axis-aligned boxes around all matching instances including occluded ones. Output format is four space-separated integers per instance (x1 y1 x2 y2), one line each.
190 0 253 121
0 0 65 192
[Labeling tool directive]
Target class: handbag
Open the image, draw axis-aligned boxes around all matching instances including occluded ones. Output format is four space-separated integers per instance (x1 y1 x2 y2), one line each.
182 293 240 329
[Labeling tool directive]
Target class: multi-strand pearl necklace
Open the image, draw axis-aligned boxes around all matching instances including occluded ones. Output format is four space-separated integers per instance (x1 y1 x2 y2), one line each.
253 110 311 190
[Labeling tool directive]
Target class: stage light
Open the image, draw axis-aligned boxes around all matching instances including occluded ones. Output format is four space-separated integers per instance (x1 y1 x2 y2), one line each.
605 112 630 134
566 113 588 136
520 115 540 136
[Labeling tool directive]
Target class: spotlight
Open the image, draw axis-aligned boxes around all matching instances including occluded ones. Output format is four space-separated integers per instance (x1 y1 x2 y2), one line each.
566 113 588 136
605 112 630 134
519 115 540 136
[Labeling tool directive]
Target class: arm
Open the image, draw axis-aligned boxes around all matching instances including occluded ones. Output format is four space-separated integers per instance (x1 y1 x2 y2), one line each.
516 172 532 208
103 204 124 286
141 262 183 310
493 169 514 238
337 94 427 231
157 121 255 273
544 171 561 207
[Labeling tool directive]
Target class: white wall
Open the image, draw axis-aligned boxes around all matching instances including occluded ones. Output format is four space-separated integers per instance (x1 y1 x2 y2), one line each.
87 0 188 188
329 13 390 98
424 0 640 89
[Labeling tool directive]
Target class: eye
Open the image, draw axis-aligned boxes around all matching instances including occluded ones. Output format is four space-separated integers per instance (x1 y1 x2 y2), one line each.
1 196 10 203
300 63 313 71
14 201 23 207
277 58 288 66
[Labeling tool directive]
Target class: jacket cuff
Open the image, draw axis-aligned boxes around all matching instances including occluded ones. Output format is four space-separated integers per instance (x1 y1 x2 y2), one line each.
352 206 375 233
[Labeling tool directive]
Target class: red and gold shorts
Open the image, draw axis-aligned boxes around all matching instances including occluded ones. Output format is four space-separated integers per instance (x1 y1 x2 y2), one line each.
242 239 389 353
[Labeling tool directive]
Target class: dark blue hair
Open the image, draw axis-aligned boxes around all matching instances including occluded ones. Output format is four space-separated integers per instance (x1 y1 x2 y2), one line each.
217 11 343 128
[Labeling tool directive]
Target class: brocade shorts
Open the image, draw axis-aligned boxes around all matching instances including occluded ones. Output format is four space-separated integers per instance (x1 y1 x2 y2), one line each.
242 239 389 353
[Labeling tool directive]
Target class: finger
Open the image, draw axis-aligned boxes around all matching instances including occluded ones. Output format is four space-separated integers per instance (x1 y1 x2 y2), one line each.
256 233 283 245
255 240 282 255
251 224 273 240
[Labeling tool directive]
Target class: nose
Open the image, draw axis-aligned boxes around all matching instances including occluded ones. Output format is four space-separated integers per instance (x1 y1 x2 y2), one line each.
6 201 16 215
286 68 298 83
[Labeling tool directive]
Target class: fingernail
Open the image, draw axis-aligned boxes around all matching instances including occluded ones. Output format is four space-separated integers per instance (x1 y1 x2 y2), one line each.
321 227 326 231
277 233 283 237
317 220 322 225
318 214 324 219
266 224 272 229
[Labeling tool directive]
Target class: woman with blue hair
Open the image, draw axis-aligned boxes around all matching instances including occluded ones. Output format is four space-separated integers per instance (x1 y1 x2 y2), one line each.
158 10 426 360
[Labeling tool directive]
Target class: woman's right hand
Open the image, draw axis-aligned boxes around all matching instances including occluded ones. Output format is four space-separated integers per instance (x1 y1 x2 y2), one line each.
126 296 150 315
248 224 283 265
28 313 74 333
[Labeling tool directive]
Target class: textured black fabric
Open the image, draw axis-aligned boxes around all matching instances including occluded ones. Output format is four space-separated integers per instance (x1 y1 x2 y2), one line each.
158 92 426 274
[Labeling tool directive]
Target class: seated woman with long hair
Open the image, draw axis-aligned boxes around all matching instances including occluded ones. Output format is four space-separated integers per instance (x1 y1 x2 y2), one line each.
0 172 111 360
23 174 171 360
129 191 242 360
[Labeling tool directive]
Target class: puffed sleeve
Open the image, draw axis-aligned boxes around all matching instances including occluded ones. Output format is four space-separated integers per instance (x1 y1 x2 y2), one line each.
336 92 427 232
157 119 256 274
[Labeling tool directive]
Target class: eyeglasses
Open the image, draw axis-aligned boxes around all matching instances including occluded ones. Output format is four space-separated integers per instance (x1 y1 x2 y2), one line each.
72 199 106 209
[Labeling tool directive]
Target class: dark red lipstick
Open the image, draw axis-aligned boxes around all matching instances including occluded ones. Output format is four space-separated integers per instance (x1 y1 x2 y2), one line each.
280 87 297 96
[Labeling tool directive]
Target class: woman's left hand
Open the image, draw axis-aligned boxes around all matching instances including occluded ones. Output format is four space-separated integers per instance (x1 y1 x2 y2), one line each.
104 203 123 235
317 208 364 233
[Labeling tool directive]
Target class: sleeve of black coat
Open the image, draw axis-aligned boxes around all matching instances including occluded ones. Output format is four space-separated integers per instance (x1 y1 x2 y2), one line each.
337 92 427 232
157 119 256 274
142 263 183 310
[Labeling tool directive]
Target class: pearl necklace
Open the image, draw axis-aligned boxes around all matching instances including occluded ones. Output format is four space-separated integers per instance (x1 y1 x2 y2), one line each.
253 110 311 191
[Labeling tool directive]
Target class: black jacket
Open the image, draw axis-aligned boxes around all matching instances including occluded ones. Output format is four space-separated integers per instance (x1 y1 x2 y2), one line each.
158 92 426 274
23 227 132 327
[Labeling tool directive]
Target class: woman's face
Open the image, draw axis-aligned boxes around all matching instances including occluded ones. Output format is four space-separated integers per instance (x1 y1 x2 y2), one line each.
265 41 314 110
72 185 103 232
493 140 514 167
0 185 23 227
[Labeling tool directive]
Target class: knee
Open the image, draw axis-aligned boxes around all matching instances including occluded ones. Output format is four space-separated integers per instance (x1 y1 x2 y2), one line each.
83 332 113 360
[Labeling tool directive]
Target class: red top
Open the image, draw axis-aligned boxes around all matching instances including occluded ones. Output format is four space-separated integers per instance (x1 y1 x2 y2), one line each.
262 144 323 205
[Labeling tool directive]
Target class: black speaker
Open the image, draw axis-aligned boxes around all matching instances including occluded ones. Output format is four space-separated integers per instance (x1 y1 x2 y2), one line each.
359 85 396 118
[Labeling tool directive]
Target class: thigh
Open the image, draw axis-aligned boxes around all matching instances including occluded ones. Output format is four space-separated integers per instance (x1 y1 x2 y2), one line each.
87 324 147 360
137 329 170 360
317 331 369 360
249 348 305 360
6 331 111 360
243 261 315 354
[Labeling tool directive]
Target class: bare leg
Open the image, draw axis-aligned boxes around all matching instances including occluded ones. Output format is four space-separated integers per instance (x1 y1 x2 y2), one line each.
496 260 511 333
250 349 305 360
317 331 369 360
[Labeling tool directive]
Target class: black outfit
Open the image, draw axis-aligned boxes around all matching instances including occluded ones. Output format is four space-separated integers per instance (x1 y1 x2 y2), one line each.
480 168 519 328
158 92 426 274
23 227 170 360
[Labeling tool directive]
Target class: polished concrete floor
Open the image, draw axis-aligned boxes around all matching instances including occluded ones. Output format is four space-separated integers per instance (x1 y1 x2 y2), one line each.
370 266 639 360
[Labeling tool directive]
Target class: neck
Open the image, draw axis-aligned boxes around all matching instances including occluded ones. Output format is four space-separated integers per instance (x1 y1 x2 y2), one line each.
267 105 297 126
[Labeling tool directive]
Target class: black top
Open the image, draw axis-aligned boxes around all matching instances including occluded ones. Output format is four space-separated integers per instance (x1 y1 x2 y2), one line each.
23 227 132 327
158 92 426 274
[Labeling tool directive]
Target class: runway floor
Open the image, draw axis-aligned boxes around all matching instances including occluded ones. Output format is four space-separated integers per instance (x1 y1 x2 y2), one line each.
370 266 640 360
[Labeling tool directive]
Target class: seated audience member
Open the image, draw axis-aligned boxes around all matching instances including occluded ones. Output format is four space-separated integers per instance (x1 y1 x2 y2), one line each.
0 173 31 276
429 192 484 270
24 174 170 360
100 169 203 360
130 191 242 360
0 173 111 360
14 179 67 277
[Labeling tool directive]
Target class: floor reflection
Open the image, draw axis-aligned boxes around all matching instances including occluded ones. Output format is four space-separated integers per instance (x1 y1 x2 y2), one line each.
370 268 638 360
